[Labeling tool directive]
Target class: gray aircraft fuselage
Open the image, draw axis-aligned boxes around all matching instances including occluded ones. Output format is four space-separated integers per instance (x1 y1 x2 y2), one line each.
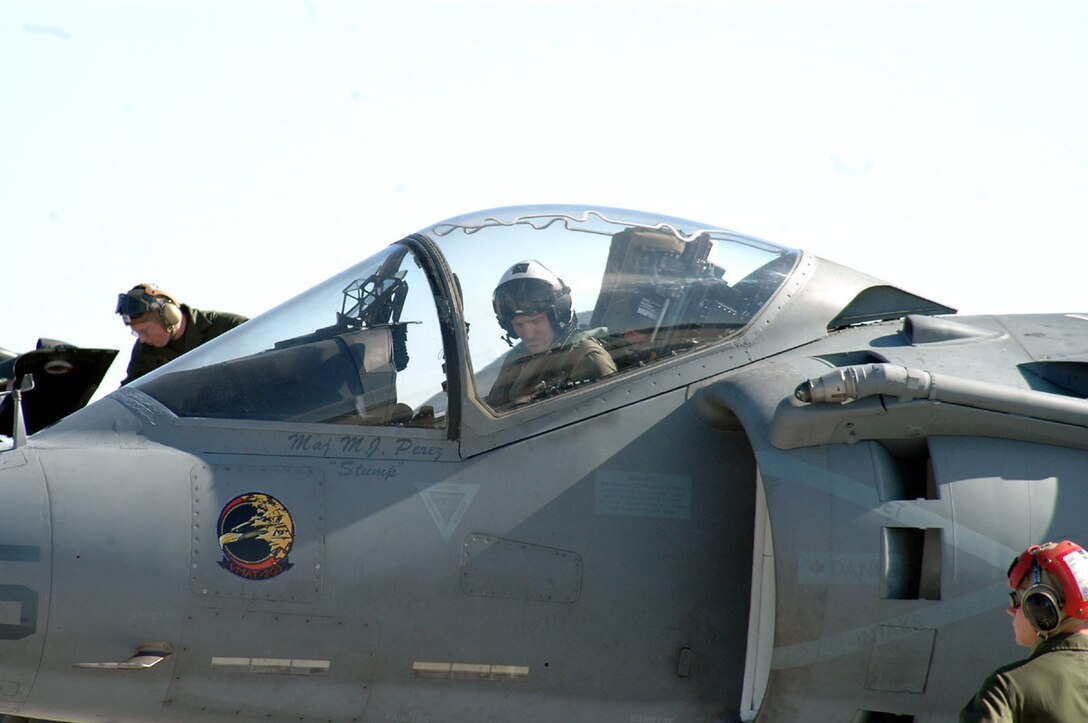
2 205 1087 722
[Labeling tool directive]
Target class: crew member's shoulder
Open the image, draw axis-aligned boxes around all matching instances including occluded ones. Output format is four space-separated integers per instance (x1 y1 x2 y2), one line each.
563 330 617 373
1040 632 1088 654
564 327 609 348
187 305 248 331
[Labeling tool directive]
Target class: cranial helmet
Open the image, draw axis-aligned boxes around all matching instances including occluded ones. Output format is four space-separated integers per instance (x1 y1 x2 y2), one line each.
116 283 183 335
492 260 573 339
1007 540 1088 634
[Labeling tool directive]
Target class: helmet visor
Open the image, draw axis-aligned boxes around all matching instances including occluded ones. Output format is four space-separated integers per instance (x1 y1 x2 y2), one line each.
493 279 556 321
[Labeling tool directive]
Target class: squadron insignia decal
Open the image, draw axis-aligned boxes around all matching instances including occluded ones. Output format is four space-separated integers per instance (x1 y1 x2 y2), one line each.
216 492 295 580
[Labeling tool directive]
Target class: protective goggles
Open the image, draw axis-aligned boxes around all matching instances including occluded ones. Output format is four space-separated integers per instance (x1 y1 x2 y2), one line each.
1007 586 1058 618
115 290 157 322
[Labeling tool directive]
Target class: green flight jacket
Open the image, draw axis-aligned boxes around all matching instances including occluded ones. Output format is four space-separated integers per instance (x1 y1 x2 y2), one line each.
122 304 248 385
960 632 1088 722
486 330 617 409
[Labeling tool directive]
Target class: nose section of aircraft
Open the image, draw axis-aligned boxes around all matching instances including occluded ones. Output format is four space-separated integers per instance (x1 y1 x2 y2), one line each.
0 447 51 712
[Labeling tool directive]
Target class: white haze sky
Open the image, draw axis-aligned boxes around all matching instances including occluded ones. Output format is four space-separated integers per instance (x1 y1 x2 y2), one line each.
2 0 1086 400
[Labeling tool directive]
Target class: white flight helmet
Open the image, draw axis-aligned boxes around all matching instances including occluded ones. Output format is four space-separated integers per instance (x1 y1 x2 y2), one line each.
492 260 574 339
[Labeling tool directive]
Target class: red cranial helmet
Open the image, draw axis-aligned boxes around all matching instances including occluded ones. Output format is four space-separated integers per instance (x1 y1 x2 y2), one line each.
1007 540 1088 633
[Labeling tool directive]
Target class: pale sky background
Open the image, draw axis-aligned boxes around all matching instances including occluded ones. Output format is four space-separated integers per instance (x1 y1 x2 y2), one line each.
2 0 1086 402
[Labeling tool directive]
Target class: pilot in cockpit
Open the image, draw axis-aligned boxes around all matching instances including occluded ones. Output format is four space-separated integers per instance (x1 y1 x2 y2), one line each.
486 260 617 410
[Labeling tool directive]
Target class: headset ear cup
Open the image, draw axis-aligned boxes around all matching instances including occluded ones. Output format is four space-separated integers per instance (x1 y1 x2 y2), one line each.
160 302 183 332
1024 587 1063 633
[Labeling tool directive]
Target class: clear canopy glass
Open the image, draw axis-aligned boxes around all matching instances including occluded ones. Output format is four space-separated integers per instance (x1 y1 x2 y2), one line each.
133 206 799 427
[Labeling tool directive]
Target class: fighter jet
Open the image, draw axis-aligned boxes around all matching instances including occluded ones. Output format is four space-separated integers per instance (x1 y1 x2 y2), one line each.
1 205 1086 722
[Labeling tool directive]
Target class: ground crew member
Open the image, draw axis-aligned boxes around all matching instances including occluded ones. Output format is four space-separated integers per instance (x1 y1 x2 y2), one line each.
961 539 1088 721
115 283 247 384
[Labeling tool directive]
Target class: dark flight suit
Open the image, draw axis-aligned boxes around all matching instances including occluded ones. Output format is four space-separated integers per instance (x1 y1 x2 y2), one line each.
122 304 248 384
960 632 1088 722
486 331 617 409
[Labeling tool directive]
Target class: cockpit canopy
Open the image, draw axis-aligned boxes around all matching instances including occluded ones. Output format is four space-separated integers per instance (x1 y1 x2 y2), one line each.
134 206 800 428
